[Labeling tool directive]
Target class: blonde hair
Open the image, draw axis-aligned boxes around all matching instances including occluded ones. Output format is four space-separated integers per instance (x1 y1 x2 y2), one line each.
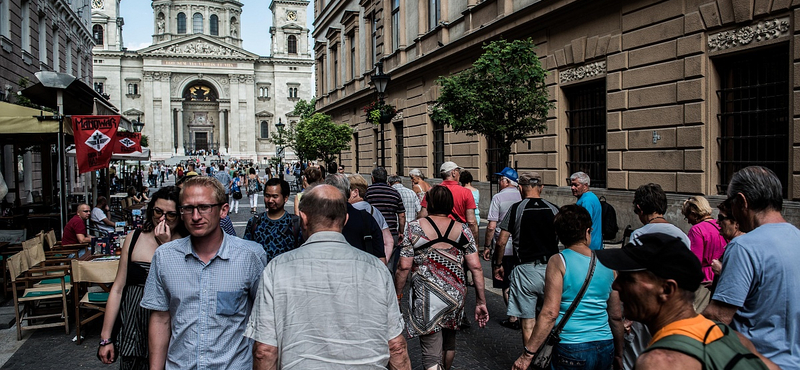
682 196 713 218
348 174 368 198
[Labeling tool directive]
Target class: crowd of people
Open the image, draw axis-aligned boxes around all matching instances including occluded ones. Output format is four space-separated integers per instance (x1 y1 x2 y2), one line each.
71 160 798 370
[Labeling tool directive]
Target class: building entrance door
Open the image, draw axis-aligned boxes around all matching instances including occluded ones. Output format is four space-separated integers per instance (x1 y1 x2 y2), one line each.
195 132 208 151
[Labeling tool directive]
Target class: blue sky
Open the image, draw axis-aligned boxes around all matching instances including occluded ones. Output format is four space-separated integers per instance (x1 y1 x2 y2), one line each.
120 0 314 56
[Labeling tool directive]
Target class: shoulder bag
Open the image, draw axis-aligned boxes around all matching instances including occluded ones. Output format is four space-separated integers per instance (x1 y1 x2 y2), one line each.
531 251 597 369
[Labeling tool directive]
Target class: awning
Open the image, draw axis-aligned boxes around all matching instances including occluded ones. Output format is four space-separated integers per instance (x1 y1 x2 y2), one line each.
0 101 73 135
20 71 132 131
66 146 151 161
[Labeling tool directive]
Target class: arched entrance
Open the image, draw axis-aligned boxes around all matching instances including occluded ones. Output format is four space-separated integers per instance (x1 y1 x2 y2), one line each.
181 81 220 155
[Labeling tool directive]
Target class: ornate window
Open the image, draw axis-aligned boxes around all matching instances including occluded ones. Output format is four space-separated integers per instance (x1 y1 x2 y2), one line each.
94 82 104 94
177 13 186 34
127 83 138 95
193 13 203 33
288 35 297 54
183 84 218 102
210 15 218 35
261 121 269 138
565 81 607 188
92 25 103 46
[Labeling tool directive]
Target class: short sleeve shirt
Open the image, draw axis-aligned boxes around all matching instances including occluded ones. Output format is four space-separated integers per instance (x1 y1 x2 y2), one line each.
244 231 403 369
140 234 268 370
214 171 232 194
243 212 299 263
487 187 522 255
392 183 421 223
498 198 559 263
576 191 603 250
62 215 86 245
91 207 114 233
352 201 390 230
711 223 800 369
365 183 406 238
420 180 477 222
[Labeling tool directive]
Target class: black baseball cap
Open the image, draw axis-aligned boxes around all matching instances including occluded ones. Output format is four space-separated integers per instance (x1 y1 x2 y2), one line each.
596 233 704 291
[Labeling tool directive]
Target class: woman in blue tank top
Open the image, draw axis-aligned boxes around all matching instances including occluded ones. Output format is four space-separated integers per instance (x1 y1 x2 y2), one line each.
512 204 624 370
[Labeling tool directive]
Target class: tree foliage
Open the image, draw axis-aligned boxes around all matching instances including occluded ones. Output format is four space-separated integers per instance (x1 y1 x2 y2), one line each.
291 97 317 120
268 99 317 160
295 112 352 164
433 38 554 168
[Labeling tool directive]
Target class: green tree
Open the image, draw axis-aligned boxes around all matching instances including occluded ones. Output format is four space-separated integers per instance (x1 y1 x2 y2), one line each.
268 98 317 161
291 97 317 120
295 112 352 165
432 38 554 170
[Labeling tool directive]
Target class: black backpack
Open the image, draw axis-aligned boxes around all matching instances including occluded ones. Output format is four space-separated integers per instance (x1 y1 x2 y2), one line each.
645 321 769 370
599 196 619 241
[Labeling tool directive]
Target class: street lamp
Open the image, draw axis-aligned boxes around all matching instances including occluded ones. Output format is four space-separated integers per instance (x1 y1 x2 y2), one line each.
275 118 285 180
370 61 391 168
132 115 145 133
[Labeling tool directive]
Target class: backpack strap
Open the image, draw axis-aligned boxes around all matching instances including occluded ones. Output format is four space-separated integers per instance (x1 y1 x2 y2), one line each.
286 214 302 248
359 210 374 252
645 322 767 370
249 213 261 237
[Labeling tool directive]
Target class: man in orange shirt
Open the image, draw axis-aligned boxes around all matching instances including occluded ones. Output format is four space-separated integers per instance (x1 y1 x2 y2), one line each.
596 233 778 370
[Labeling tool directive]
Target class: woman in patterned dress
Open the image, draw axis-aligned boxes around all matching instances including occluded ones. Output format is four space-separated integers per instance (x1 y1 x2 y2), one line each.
97 186 187 369
395 185 489 370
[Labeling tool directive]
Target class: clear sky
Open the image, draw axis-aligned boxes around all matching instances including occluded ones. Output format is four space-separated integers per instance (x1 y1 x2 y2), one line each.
119 0 314 56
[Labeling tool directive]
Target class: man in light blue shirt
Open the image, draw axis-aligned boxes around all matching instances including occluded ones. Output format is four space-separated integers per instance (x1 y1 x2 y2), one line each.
141 176 267 370
570 171 603 250
704 166 800 369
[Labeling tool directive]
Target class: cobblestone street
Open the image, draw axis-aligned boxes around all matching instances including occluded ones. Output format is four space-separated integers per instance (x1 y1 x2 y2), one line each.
0 176 521 369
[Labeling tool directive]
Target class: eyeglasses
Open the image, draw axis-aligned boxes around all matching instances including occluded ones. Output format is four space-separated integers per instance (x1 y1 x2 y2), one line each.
717 213 733 222
153 207 179 221
179 203 224 215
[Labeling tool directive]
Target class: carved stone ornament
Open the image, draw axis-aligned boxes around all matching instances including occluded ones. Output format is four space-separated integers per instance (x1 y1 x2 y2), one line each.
392 111 403 122
150 40 246 57
559 61 607 84
708 17 790 52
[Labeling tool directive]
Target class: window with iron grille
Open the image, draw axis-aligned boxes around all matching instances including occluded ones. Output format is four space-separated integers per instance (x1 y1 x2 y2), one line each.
565 81 607 188
210 15 219 35
395 122 404 174
433 120 444 176
485 136 503 183
716 47 789 197
354 132 360 172
177 13 186 34
288 35 297 54
261 121 269 138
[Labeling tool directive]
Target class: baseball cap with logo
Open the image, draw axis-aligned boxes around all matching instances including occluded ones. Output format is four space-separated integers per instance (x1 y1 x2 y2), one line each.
440 161 462 174
518 172 542 186
495 167 519 183
596 233 704 291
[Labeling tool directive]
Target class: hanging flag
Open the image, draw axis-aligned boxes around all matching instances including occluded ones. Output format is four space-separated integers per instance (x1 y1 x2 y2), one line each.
113 131 142 154
71 115 120 174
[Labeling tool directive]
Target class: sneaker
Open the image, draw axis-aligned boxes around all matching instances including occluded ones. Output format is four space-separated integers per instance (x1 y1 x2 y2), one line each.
500 319 520 330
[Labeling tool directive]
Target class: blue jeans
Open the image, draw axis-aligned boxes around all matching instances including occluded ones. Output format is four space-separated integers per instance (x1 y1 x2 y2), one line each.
551 339 613 370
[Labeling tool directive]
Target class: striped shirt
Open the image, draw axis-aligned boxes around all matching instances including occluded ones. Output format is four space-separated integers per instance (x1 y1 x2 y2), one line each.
392 183 421 224
365 182 405 239
140 233 267 370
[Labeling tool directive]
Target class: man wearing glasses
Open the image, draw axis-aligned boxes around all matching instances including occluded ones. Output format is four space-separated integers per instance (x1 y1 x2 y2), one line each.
703 166 800 369
62 203 93 245
141 176 268 370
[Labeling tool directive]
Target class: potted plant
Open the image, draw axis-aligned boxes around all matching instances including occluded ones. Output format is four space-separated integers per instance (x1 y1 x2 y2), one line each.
363 101 397 125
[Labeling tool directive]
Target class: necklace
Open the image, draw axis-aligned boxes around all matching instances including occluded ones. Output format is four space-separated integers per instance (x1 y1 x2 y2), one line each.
648 216 666 224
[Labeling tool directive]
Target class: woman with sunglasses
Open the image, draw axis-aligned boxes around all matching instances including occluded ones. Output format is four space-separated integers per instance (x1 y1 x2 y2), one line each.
98 186 187 369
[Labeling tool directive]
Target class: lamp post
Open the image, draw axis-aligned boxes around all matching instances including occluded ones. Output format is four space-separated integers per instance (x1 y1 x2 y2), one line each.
132 115 145 133
275 118 285 180
370 61 391 169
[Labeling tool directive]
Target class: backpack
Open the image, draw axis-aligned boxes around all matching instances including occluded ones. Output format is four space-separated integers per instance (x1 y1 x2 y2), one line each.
645 321 769 370
249 213 303 248
599 196 619 241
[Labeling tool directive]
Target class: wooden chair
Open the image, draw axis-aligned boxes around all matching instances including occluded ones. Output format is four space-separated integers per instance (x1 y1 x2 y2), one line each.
43 229 88 256
71 259 119 344
7 248 71 340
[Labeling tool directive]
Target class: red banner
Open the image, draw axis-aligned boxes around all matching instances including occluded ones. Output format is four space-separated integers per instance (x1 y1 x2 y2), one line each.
71 115 120 174
113 131 142 154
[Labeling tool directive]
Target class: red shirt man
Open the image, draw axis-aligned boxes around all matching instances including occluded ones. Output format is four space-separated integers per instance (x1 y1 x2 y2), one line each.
420 161 478 238
62 204 92 245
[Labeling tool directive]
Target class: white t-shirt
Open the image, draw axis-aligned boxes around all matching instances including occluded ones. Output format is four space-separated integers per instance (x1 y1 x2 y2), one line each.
91 207 114 233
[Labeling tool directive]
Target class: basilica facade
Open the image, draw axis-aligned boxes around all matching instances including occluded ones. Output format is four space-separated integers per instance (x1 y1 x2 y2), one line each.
91 0 313 161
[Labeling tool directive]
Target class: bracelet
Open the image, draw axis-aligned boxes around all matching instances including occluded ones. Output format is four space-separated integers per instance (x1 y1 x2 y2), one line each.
397 293 403 300
99 338 113 346
523 345 536 356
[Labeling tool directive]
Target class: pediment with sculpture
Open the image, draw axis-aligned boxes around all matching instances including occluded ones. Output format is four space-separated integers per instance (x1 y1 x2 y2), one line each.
140 35 258 59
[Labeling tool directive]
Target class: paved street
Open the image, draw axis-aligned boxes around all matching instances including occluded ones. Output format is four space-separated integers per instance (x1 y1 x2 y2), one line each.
0 175 522 369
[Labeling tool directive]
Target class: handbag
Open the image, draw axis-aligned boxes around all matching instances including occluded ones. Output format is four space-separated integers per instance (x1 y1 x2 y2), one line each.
232 190 242 200
531 251 597 369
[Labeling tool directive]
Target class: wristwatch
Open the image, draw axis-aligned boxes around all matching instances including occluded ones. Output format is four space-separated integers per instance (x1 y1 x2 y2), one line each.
493 263 502 268
99 338 113 346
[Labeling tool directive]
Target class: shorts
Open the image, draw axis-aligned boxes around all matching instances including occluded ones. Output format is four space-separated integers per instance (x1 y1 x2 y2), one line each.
419 329 457 369
506 262 547 319
492 256 517 290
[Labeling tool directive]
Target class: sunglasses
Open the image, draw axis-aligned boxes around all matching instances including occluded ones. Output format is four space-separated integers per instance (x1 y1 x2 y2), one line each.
153 207 179 221
717 213 734 222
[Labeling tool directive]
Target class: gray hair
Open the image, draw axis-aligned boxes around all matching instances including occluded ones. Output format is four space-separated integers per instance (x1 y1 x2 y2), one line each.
570 171 591 186
728 166 783 212
409 169 423 178
501 176 518 187
388 175 402 185
324 173 351 200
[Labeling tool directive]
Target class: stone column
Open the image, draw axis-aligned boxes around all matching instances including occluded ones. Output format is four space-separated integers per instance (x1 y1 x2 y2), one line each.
177 108 185 155
228 74 240 156
219 107 227 154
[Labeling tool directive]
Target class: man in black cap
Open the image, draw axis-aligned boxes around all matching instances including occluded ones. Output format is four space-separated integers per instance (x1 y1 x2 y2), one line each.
596 233 778 370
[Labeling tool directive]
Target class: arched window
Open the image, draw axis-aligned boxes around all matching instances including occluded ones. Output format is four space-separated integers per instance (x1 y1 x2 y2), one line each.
261 121 269 138
193 13 203 33
177 13 186 34
210 14 218 35
288 35 297 54
127 83 138 95
92 24 103 45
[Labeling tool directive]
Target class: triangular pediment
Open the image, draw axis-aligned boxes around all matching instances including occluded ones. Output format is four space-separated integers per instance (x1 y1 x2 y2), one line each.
138 34 259 59
123 108 144 116
255 110 274 117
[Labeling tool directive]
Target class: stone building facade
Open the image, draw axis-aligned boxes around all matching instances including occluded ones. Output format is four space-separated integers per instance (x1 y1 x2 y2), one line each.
1 0 94 100
314 0 800 227
92 0 314 161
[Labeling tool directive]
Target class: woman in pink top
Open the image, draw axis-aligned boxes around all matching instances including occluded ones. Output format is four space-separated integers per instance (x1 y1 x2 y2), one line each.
682 196 727 282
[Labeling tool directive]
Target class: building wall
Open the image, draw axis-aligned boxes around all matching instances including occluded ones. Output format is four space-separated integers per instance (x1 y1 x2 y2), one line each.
1 0 93 101
315 0 800 211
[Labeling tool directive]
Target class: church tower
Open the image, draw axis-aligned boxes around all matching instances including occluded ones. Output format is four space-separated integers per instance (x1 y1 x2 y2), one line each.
91 0 124 51
150 0 243 49
270 0 311 58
